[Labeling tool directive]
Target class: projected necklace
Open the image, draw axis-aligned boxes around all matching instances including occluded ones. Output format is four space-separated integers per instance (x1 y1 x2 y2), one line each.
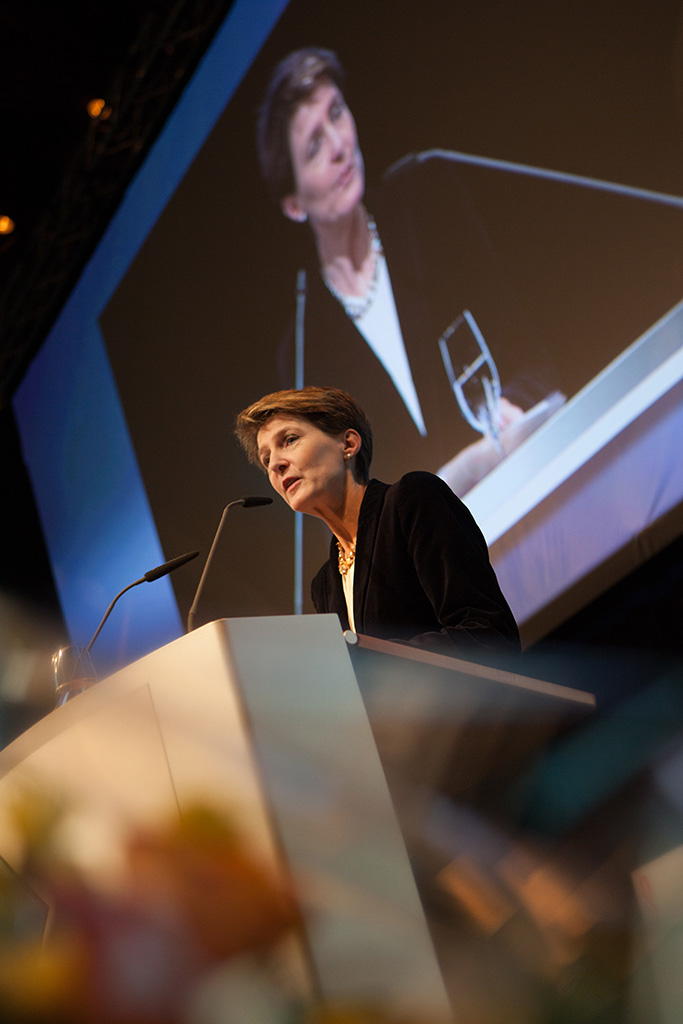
323 215 383 322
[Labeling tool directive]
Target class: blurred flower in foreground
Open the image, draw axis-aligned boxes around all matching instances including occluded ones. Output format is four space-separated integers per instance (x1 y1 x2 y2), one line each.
126 803 302 961
0 792 303 1024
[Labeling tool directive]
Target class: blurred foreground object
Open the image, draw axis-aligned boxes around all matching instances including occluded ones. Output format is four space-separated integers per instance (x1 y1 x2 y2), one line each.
0 616 457 1023
0 792 301 1024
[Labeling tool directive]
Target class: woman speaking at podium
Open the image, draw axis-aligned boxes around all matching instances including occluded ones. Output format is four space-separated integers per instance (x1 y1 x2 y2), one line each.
235 386 519 660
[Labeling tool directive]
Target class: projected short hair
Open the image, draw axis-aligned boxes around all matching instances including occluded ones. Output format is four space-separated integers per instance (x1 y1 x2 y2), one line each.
235 385 373 484
256 47 345 202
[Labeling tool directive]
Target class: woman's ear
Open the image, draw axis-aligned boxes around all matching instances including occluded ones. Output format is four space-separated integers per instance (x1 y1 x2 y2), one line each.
281 194 307 223
343 429 362 459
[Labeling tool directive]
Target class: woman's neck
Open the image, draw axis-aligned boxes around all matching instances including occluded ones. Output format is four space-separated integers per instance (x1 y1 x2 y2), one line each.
314 205 373 298
316 477 366 555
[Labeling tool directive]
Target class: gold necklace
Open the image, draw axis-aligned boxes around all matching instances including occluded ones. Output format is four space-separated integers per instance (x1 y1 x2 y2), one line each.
337 540 356 577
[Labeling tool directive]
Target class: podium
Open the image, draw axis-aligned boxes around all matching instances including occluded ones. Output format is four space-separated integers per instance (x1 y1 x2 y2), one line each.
0 615 594 1019
346 630 595 803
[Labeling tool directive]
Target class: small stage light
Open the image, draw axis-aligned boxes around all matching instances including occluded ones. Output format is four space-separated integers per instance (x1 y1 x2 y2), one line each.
87 98 112 121
0 215 15 235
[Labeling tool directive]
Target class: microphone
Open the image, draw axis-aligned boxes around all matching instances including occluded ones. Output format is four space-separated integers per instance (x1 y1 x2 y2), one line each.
143 550 202 582
86 550 200 652
383 148 683 210
187 497 273 632
238 496 273 509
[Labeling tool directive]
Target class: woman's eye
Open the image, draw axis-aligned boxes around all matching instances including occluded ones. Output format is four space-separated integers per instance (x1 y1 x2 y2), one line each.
285 434 298 445
330 101 343 121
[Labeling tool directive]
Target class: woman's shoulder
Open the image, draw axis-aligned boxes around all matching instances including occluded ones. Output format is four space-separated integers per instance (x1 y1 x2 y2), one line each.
389 470 457 500
384 472 483 533
376 470 461 513
365 473 470 520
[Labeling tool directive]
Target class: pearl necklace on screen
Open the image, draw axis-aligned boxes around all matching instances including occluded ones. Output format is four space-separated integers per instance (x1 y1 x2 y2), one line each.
323 215 383 322
337 541 356 576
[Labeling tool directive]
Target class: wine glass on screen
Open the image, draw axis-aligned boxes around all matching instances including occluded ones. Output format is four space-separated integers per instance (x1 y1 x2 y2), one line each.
438 309 502 453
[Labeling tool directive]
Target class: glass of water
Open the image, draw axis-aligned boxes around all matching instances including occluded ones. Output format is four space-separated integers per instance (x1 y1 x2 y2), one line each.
52 645 97 707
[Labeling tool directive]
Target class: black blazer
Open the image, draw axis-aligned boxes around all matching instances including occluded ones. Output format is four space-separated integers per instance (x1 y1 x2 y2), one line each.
311 473 520 659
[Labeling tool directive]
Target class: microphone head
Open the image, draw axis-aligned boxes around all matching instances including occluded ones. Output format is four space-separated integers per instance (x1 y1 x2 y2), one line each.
144 550 200 583
240 496 273 508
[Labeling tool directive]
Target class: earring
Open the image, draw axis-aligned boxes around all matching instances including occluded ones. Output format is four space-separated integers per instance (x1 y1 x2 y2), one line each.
344 452 351 461
295 211 307 223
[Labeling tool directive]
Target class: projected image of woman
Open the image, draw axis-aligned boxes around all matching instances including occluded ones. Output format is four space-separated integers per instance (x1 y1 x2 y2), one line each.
256 48 557 496
236 385 520 659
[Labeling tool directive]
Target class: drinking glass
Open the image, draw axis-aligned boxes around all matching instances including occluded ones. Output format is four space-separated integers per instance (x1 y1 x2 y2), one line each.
438 309 502 451
52 645 97 707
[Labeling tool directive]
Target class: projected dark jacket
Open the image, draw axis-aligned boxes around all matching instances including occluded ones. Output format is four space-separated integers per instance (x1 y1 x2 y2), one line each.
311 472 520 658
280 157 555 487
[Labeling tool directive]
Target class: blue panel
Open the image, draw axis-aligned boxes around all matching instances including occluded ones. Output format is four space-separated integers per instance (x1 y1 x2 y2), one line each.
12 0 290 675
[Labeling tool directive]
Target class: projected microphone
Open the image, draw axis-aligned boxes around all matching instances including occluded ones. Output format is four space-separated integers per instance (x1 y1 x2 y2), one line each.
295 268 306 389
86 550 200 652
187 497 273 632
383 148 683 209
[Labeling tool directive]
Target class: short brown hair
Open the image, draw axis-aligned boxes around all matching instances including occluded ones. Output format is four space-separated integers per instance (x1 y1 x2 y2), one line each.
256 48 345 202
235 386 373 483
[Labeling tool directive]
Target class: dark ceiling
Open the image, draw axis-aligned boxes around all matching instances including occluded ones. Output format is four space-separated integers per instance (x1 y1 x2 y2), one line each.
0 0 236 622
0 0 234 407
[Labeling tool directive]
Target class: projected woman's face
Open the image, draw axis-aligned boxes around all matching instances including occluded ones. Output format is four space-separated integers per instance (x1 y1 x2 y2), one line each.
281 81 365 229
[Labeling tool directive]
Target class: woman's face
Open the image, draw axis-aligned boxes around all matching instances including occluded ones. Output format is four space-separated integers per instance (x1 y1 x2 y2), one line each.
282 81 365 228
256 414 355 517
